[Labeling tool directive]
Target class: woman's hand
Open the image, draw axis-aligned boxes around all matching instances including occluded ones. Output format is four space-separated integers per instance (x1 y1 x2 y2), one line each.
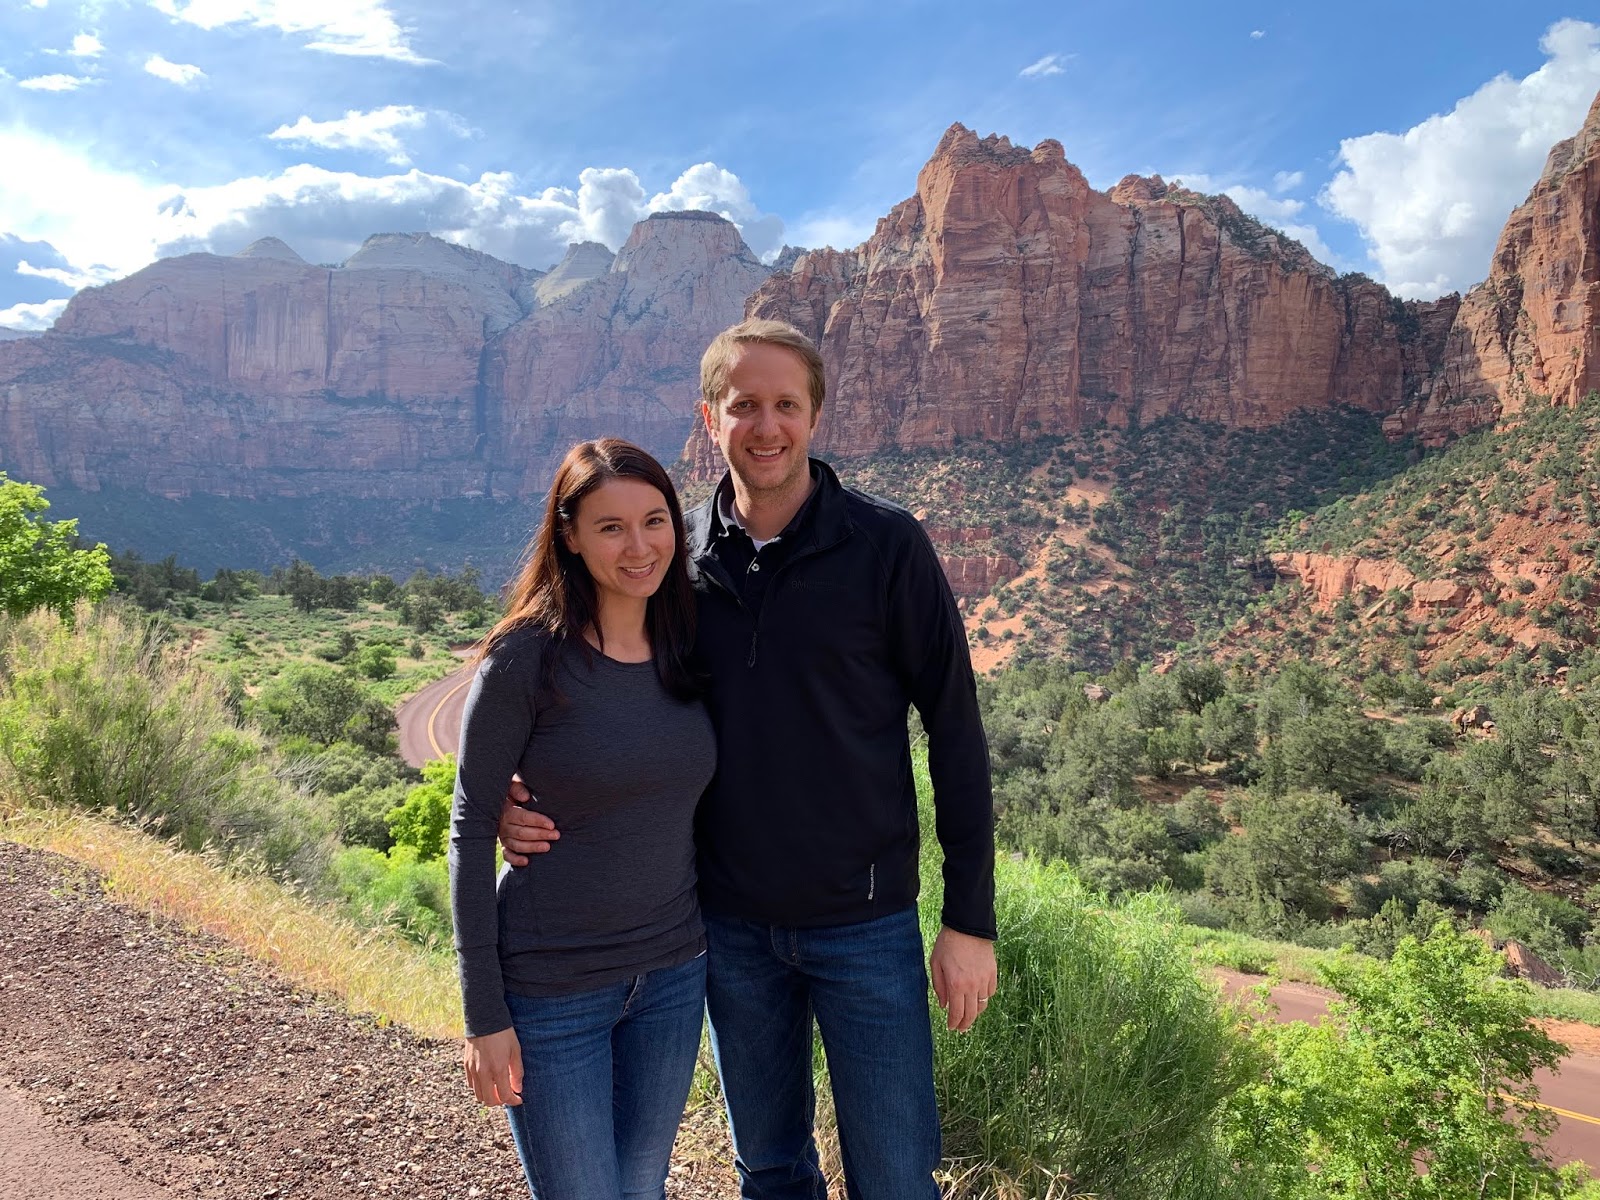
463 1027 524 1107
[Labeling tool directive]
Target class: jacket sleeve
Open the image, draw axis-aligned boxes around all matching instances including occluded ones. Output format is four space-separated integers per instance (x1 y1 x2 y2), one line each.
886 515 997 940
448 642 539 1037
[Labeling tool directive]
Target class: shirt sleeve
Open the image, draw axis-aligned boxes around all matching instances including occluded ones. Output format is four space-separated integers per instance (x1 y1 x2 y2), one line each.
886 516 997 940
448 640 540 1037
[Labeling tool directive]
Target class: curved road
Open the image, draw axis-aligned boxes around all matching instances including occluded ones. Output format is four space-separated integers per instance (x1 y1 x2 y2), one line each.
395 679 1600 1169
397 663 474 768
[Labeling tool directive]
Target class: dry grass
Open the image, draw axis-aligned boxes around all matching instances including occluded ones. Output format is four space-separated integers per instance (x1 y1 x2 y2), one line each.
0 801 462 1039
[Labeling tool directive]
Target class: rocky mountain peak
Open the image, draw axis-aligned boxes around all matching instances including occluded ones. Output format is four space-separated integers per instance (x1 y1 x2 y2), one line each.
1539 88 1600 185
1390 84 1600 439
611 210 763 280
534 241 615 307
340 232 543 330
236 237 307 263
1109 175 1170 205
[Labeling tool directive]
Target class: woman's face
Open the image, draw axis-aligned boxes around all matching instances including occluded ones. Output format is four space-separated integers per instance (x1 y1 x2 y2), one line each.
562 477 676 606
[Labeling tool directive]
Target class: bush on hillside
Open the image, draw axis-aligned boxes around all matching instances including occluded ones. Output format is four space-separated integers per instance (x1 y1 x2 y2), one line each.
250 663 396 755
0 604 335 881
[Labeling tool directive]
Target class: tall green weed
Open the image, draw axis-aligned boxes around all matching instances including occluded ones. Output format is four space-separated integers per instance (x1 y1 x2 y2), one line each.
0 603 335 880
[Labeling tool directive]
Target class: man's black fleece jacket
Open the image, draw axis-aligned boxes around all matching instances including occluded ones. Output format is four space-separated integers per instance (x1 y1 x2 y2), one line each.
686 460 996 940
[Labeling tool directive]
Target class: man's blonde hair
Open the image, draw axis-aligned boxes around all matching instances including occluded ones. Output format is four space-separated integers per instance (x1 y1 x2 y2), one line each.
700 318 826 420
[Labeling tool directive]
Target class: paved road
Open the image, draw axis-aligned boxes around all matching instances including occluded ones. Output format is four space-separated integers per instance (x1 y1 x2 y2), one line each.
397 663 474 767
1217 971 1600 1170
0 1084 173 1200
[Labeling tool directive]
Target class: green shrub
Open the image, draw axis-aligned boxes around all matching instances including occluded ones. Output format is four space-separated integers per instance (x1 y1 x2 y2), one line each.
918 770 1265 1199
329 844 450 947
386 756 455 861
0 604 335 881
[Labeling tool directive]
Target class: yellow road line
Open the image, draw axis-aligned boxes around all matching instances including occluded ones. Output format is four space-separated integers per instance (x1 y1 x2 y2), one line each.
1501 1093 1600 1128
426 674 473 760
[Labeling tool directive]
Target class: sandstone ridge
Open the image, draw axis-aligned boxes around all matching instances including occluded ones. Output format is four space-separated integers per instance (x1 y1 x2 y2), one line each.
687 121 1457 474
1389 89 1600 444
0 214 767 502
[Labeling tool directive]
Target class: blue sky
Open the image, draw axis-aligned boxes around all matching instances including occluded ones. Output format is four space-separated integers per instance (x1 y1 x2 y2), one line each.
2 1 1598 328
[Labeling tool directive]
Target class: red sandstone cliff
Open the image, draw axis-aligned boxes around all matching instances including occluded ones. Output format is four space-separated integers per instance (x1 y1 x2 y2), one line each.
1390 90 1600 444
687 124 1455 474
0 217 765 501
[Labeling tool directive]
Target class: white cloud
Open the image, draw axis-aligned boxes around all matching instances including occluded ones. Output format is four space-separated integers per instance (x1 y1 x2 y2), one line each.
1272 170 1303 192
1322 18 1600 298
19 74 92 91
1019 53 1066 79
1167 172 1341 267
0 124 784 294
144 55 206 85
647 162 785 258
148 0 430 64
268 105 428 164
71 33 103 58
788 210 878 253
1250 30 1265 39
16 259 117 290
0 298 69 330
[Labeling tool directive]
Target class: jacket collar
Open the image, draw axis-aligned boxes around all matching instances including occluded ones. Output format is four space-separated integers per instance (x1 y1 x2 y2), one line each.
687 457 850 562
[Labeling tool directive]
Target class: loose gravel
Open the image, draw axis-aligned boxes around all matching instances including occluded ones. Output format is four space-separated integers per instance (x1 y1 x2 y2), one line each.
0 841 736 1199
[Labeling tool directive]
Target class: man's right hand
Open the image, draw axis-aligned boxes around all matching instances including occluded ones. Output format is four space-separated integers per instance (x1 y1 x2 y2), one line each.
499 776 559 867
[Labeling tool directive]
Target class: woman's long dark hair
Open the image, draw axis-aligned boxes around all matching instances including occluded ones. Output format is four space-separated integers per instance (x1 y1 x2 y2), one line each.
480 438 700 700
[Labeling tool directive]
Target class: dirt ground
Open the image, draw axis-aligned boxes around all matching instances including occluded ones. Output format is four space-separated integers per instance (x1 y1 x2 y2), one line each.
0 841 735 1200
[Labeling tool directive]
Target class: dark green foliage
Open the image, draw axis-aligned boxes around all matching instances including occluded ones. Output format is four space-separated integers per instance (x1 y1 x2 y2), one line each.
250 664 397 755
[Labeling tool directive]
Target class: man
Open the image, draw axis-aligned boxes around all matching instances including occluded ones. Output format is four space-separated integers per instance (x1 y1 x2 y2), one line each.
501 318 996 1199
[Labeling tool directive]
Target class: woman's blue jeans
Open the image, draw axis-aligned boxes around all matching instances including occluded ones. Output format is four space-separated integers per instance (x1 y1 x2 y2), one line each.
704 907 941 1200
502 952 707 1200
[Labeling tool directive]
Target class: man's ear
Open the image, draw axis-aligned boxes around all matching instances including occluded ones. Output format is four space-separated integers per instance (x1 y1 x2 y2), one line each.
701 401 717 436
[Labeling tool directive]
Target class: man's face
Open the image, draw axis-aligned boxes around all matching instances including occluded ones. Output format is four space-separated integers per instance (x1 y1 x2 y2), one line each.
702 341 819 499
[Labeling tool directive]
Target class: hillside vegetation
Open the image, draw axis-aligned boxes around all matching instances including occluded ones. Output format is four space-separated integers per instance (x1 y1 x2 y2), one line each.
846 408 1413 672
1215 392 1600 691
2 594 1598 1197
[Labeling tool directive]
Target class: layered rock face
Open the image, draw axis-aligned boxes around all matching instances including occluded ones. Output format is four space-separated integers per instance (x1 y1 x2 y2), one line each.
485 213 768 495
0 217 766 501
1393 90 1600 442
688 124 1454 472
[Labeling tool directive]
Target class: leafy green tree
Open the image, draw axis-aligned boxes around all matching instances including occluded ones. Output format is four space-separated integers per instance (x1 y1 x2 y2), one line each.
1205 789 1361 922
1200 694 1256 764
386 756 456 861
355 642 397 681
1174 659 1227 716
1266 924 1568 1199
284 559 324 613
0 474 113 620
251 664 395 754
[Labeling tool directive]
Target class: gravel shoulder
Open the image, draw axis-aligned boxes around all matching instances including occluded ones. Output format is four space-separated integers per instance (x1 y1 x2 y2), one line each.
0 841 734 1200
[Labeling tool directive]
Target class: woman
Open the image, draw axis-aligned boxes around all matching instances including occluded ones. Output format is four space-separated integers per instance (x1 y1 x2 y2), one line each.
448 438 715 1200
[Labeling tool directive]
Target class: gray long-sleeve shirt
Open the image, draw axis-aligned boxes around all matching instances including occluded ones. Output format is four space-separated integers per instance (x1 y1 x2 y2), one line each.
448 626 716 1037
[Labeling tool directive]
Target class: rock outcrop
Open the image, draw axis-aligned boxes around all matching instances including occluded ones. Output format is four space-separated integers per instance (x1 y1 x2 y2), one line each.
687 124 1456 471
1392 90 1600 442
1269 552 1418 607
0 215 767 501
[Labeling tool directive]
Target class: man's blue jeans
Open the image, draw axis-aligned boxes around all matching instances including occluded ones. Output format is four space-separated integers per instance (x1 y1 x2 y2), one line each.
704 908 941 1200
502 952 706 1200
